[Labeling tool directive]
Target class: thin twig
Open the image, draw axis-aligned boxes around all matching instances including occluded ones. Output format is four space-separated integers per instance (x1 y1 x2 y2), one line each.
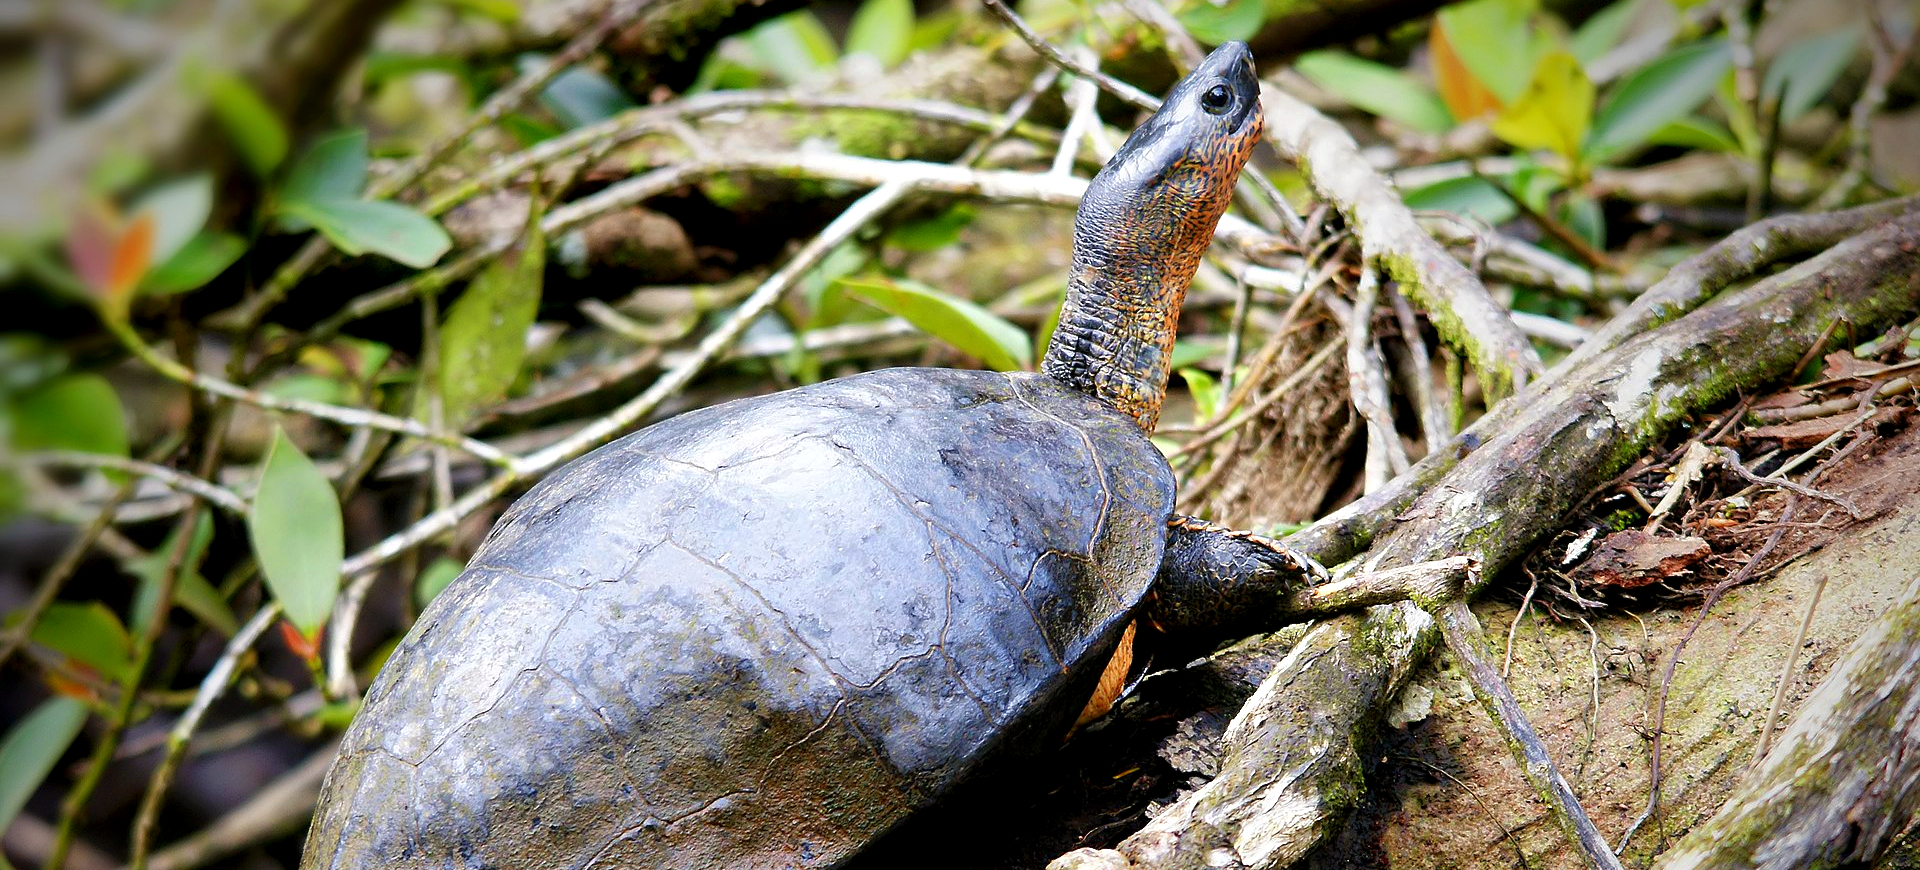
1505 569 1541 680
1754 376 1914 423
425 91 1051 216
1433 599 1625 870
959 66 1062 167
1388 286 1449 448
1709 445 1862 519
106 318 511 466
977 0 1159 111
0 435 177 672
237 0 657 331
1621 496 1800 854
1346 270 1408 490
1051 47 1102 176
1755 570 1825 763
138 602 281 864
22 451 248 515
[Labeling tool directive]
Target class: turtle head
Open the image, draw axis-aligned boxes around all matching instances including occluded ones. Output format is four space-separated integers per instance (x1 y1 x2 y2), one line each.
1084 41 1264 210
1043 43 1264 432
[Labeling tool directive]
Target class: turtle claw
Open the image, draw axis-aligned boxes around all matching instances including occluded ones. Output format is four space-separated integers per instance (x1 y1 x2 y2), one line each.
1150 515 1330 635
1256 538 1330 586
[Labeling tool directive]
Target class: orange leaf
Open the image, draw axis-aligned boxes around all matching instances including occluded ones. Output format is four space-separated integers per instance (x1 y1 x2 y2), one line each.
46 672 100 702
107 212 155 307
1431 22 1504 122
65 204 119 296
278 619 320 660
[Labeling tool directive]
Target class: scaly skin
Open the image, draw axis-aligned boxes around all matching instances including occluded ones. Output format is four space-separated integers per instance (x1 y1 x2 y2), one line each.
1042 41 1266 432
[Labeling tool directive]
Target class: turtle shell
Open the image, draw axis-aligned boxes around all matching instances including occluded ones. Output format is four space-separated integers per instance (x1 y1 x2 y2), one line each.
303 367 1176 869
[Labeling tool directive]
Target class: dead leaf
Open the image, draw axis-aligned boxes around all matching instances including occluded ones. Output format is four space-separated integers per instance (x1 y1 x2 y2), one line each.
1752 389 1815 411
1820 350 1878 382
1574 529 1712 588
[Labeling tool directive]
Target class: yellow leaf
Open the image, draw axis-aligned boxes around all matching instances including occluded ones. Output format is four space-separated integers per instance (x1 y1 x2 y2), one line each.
1489 50 1593 163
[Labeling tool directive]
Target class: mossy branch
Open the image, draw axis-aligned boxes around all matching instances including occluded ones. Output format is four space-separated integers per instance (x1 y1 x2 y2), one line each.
1258 82 1545 399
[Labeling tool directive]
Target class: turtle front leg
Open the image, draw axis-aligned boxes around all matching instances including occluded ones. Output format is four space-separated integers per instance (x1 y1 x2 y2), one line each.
1145 515 1330 636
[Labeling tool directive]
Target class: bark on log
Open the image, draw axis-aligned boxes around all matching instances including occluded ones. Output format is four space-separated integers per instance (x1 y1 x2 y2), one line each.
1655 574 1920 870
1259 82 1544 396
1289 194 1920 568
1056 211 1920 869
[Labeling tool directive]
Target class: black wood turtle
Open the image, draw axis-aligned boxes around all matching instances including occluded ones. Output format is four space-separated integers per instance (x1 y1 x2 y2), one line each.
302 41 1324 869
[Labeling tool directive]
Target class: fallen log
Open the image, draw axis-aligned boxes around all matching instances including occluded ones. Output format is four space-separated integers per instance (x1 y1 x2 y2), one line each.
1053 210 1920 869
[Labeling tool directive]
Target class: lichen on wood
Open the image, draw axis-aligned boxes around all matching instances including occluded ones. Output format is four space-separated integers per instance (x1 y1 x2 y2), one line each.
1080 213 1920 870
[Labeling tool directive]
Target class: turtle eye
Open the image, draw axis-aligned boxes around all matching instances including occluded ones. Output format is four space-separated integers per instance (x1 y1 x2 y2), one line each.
1200 83 1234 115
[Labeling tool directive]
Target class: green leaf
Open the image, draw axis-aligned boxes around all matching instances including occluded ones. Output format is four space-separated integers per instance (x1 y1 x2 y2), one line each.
499 112 564 146
845 0 914 67
200 69 288 176
126 514 223 635
1436 0 1541 105
1586 38 1732 160
908 8 962 52
144 231 245 295
1762 27 1860 124
1169 338 1222 371
30 602 134 682
742 10 838 81
264 373 354 406
248 427 343 640
434 213 544 428
1508 159 1569 213
838 276 1030 371
438 0 520 20
282 129 370 209
1294 51 1453 133
175 571 240 636
281 198 452 268
0 697 89 837
800 242 871 323
1557 193 1605 251
315 698 363 730
530 60 636 128
1490 50 1594 162
1403 175 1518 224
885 204 976 252
133 175 214 268
1644 116 1741 152
1179 368 1221 421
0 470 21 520
1177 0 1266 45
1569 0 1644 67
415 557 464 609
10 373 128 458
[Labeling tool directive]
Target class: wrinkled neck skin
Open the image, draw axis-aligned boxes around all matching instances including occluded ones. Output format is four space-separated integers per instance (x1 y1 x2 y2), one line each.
1042 174 1232 433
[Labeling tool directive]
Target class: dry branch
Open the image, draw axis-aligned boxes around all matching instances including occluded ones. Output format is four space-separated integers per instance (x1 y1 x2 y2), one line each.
1433 600 1623 870
1070 211 1920 869
1259 82 1544 397
1291 194 1920 568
